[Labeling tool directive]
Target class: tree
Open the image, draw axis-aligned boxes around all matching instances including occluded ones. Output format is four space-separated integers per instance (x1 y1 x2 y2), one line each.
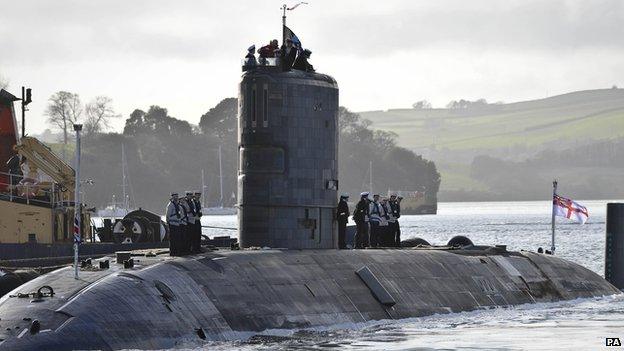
198 98 237 139
123 106 192 137
84 96 120 135
412 100 432 109
46 91 82 160
0 74 8 90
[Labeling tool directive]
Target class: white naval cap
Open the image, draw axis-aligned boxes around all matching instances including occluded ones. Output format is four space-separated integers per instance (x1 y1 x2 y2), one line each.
360 192 369 197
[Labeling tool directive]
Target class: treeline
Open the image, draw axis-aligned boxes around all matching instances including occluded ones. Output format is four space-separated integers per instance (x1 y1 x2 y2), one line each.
456 138 624 201
77 99 440 212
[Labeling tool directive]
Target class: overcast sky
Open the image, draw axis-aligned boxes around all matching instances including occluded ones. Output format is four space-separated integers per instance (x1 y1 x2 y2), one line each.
2 0 624 134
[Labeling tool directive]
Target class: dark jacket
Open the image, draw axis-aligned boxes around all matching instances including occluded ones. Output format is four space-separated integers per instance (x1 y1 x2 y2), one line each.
353 199 369 223
389 200 401 219
336 199 349 223
280 45 297 71
292 55 314 72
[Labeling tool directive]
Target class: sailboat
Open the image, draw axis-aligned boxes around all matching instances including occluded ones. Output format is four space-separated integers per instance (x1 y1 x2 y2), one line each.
96 144 133 218
201 145 236 216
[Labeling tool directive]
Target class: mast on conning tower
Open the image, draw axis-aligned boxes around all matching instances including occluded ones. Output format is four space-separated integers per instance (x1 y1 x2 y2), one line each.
281 2 308 44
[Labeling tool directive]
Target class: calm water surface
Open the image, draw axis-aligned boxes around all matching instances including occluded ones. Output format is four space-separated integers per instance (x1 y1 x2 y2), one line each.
156 200 624 350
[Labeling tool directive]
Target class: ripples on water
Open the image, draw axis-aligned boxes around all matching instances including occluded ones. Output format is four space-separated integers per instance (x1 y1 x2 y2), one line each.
173 201 624 350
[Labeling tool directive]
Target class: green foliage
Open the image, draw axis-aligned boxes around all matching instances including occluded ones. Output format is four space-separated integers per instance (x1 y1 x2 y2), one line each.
78 100 440 211
338 107 440 198
123 106 192 138
361 88 624 152
465 139 624 200
199 98 238 140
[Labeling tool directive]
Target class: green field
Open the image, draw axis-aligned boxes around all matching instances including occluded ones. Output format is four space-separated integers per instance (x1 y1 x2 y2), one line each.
360 88 624 197
360 88 624 152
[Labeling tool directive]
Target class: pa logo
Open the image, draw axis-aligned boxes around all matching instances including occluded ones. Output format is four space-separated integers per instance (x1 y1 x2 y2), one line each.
607 337 622 347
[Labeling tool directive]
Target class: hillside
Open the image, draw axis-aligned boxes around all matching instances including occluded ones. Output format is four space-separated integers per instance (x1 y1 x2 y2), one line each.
360 88 624 200
360 88 624 155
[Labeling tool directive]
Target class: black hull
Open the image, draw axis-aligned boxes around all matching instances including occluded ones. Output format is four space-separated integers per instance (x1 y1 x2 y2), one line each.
0 247 618 350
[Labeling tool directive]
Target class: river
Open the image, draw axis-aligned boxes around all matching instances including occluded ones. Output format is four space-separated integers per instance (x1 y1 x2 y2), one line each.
192 200 623 351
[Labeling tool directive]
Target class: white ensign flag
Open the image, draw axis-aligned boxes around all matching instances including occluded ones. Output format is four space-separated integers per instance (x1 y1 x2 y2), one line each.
553 194 589 224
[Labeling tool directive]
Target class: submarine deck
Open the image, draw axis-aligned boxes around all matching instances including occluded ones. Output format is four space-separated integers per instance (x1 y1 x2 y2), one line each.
0 246 619 350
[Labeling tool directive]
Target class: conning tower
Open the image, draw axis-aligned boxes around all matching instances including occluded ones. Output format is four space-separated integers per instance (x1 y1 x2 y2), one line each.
237 62 339 249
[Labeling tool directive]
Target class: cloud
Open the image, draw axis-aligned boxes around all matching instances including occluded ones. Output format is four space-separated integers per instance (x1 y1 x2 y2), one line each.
1 0 624 134
310 0 624 55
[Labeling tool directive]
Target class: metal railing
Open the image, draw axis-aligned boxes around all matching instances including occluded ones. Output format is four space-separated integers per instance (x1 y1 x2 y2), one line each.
0 170 64 207
242 57 280 70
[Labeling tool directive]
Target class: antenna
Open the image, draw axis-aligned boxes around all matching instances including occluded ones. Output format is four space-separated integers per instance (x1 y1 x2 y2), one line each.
218 145 223 208
369 160 373 195
121 143 128 209
281 2 308 44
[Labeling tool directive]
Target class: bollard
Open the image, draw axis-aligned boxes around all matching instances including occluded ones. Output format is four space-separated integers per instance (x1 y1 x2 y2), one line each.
605 203 624 290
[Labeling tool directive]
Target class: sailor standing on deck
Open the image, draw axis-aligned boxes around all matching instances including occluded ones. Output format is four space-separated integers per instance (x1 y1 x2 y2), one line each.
165 193 183 256
336 194 350 249
381 197 394 246
191 191 203 253
179 191 195 255
389 194 402 247
369 194 386 247
353 192 370 249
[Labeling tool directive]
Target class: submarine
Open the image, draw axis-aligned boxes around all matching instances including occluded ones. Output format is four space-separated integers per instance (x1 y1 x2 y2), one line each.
0 38 621 351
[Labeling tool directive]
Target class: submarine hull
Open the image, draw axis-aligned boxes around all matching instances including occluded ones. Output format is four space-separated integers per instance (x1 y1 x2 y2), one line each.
0 248 618 350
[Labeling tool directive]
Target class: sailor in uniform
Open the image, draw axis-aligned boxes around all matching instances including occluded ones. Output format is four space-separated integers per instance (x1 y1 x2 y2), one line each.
353 192 370 248
191 191 203 253
368 194 387 247
179 191 195 255
336 194 349 249
381 197 394 246
389 194 402 247
165 192 183 256
280 38 297 71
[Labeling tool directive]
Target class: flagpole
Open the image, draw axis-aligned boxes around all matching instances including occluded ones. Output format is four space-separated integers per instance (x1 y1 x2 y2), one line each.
282 4 287 45
551 179 558 255
73 124 83 279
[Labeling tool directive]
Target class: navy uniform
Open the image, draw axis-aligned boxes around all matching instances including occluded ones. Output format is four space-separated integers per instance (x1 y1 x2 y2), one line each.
389 194 402 247
368 194 387 248
244 45 257 68
191 191 203 253
165 193 183 256
292 49 315 72
179 191 195 255
336 194 349 249
352 192 370 248
381 198 394 246
280 38 297 71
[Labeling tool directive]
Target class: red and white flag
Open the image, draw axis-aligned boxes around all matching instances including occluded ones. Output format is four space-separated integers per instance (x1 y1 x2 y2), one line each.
553 194 589 224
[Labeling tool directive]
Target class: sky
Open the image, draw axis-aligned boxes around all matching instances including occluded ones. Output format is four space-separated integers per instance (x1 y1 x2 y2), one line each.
1 0 624 134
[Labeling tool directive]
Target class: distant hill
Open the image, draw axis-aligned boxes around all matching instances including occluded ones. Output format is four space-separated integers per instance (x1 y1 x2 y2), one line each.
360 88 624 155
360 88 624 200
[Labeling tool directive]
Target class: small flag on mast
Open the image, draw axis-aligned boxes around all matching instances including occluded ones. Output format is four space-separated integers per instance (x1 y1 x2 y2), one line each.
73 212 81 243
553 194 589 224
283 25 302 51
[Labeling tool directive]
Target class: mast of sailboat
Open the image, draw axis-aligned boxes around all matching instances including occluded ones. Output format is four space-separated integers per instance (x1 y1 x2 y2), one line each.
201 168 206 207
121 143 128 209
218 145 223 208
369 160 373 195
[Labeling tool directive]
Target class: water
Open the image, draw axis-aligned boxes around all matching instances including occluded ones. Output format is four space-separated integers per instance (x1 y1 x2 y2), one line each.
175 201 624 350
